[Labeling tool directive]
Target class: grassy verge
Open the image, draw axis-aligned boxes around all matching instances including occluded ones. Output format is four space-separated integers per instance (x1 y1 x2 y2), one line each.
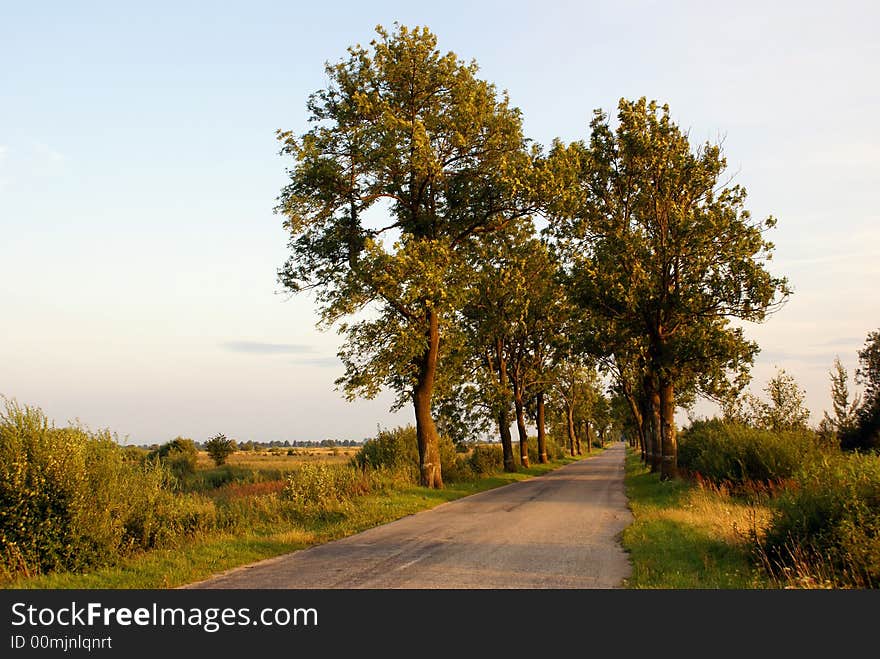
7 455 587 589
621 447 772 588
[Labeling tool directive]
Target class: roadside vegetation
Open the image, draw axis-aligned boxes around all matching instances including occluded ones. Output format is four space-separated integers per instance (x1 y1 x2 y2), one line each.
623 360 880 589
0 399 587 588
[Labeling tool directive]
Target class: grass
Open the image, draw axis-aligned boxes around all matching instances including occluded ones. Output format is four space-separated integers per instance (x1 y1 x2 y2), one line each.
621 447 773 588
6 453 586 589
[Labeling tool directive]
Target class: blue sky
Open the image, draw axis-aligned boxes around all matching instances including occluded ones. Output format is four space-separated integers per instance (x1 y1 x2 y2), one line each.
2 1 878 444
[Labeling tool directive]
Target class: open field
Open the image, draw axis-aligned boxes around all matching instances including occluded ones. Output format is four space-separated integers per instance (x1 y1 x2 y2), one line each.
194 447 355 471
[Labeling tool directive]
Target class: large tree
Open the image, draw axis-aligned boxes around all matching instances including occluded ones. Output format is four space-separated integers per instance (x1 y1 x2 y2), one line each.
276 25 535 487
547 97 790 479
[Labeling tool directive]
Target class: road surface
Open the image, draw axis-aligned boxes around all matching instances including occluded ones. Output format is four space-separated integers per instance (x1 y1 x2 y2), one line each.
184 442 632 589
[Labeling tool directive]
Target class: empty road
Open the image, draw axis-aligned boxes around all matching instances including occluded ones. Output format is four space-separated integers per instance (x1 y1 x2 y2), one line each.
185 442 632 589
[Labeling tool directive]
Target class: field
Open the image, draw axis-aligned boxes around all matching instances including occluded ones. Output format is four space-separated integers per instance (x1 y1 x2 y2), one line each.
195 447 355 471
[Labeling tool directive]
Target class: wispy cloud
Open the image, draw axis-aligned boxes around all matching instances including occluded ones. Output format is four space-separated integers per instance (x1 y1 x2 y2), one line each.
291 356 339 368
222 341 315 355
810 337 864 349
758 350 839 366
34 142 66 164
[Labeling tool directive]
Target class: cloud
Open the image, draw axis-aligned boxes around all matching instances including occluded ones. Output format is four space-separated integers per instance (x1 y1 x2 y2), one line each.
222 341 315 355
291 356 339 368
810 337 864 349
34 143 66 164
0 145 7 160
758 350 839 366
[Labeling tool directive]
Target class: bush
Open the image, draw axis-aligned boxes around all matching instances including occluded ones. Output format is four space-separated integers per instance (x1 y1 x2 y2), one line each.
352 425 463 482
469 444 505 475
761 452 880 588
677 419 818 487
204 433 237 466
148 437 198 481
0 399 181 577
281 463 372 508
528 435 566 463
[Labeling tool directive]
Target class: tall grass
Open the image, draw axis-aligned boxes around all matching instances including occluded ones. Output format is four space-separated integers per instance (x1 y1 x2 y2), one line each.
759 451 880 588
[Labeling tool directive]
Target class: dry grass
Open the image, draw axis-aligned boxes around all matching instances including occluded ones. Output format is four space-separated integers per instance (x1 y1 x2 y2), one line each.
672 480 773 548
195 448 352 471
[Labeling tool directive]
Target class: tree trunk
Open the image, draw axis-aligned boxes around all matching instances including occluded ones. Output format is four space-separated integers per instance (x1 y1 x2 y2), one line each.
536 391 549 463
498 409 516 472
584 419 592 454
659 377 677 480
413 306 442 488
496 338 516 472
566 403 576 456
624 392 645 459
644 374 662 473
638 392 650 464
513 384 530 468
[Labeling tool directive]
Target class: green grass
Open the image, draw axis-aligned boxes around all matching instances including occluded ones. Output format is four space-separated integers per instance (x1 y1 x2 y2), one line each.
621 447 772 589
7 454 586 589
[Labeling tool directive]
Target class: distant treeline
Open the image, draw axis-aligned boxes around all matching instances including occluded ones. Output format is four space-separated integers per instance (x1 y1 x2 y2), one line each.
130 438 364 451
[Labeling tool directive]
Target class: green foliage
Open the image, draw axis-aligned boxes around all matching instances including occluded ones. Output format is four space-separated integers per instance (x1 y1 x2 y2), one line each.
204 433 237 466
546 97 789 476
750 369 811 433
841 329 880 452
469 444 505 474
678 419 818 486
276 24 539 488
148 436 198 481
527 435 565 463
280 463 373 508
762 452 880 588
352 425 465 482
0 399 187 577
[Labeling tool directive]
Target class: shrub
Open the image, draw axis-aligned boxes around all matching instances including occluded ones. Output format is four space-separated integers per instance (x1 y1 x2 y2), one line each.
677 419 818 487
528 435 566 463
281 463 372 508
469 444 505 475
148 437 198 481
204 433 237 466
761 452 880 588
0 399 180 577
352 425 462 482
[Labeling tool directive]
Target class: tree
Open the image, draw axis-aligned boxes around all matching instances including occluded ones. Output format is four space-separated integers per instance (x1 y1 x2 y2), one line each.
841 330 880 451
749 368 810 432
204 433 237 466
546 97 790 478
276 25 536 487
818 357 860 445
457 220 568 468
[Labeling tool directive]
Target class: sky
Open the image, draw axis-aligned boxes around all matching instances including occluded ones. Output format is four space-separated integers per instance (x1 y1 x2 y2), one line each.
1 1 878 445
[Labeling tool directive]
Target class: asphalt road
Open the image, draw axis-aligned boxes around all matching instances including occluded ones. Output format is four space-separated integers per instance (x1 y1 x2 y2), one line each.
184 442 633 589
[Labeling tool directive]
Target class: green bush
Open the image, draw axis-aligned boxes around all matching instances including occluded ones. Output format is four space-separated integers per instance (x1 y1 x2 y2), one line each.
281 463 372 507
761 452 880 588
204 433 237 466
678 419 818 486
528 435 565 463
469 444 505 475
148 436 198 481
352 425 463 482
0 399 180 576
